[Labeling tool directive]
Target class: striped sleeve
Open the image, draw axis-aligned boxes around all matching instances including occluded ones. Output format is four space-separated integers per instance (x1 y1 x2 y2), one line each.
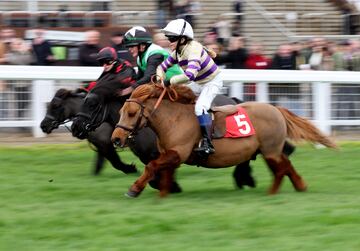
159 52 177 71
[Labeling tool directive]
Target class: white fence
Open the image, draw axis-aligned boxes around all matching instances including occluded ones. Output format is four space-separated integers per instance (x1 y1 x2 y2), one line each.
0 65 359 137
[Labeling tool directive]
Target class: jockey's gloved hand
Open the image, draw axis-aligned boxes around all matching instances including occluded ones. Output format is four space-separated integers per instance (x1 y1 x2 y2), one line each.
163 79 171 87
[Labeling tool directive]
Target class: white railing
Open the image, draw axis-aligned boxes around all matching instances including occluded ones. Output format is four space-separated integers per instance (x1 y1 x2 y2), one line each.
0 65 359 137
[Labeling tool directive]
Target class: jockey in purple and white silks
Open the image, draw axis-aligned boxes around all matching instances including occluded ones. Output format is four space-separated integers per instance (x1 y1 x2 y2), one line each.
156 18 223 156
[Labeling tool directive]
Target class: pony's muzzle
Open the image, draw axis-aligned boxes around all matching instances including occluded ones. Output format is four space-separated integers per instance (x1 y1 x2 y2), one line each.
111 127 129 148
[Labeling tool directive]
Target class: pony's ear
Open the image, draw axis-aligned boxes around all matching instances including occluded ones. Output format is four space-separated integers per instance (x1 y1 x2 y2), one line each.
74 88 88 94
72 88 88 98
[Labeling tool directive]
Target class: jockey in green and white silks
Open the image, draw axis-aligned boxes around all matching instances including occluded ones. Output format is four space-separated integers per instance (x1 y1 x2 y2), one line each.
124 26 183 90
156 19 223 156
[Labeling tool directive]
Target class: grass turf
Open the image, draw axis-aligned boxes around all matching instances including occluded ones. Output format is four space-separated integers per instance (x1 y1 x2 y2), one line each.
0 142 359 251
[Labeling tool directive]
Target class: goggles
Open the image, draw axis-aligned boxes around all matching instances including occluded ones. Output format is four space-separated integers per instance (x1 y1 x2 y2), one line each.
98 59 114 65
166 35 180 43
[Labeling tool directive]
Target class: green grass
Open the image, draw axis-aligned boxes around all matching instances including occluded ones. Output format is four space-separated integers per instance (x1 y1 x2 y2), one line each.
0 142 360 251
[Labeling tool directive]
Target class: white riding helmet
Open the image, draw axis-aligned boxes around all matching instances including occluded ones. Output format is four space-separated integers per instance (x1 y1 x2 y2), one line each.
161 19 194 39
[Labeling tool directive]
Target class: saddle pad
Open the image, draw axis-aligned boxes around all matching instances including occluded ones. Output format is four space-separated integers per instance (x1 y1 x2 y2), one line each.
224 107 255 138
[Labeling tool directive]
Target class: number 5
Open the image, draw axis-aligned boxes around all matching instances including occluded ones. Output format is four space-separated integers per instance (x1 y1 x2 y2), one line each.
233 114 251 135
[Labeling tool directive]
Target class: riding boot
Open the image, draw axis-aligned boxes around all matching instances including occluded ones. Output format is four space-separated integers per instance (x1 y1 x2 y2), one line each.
194 114 215 155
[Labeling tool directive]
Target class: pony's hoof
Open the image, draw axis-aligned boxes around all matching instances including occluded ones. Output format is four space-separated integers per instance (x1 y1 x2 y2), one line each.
123 164 138 174
295 184 308 192
125 189 140 198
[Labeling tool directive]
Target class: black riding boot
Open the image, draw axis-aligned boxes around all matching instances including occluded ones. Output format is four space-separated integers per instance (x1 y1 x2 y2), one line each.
194 114 215 156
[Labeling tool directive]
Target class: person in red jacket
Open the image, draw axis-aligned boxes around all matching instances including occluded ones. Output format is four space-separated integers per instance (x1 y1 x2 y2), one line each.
244 41 271 101
84 47 135 95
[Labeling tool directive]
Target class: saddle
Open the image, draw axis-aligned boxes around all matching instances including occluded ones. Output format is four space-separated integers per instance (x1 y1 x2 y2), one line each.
209 95 255 139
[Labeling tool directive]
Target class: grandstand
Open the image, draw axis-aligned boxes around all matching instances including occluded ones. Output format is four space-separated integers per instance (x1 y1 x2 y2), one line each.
0 0 358 54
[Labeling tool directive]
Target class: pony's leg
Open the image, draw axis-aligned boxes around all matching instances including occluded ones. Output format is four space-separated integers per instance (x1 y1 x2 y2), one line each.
265 155 307 194
93 153 105 175
264 157 288 194
280 154 307 192
159 168 177 197
102 144 137 174
127 150 181 198
148 170 182 194
233 161 256 189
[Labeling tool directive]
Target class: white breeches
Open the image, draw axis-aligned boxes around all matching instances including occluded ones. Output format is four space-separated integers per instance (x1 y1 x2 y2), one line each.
187 73 223 115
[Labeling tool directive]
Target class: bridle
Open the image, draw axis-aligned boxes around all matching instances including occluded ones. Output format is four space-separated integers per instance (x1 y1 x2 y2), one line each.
45 96 72 132
114 83 177 139
76 102 109 132
114 98 148 138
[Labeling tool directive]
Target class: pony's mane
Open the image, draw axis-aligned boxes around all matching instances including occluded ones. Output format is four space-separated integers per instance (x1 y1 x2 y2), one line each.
54 88 72 99
130 84 196 104
54 88 87 100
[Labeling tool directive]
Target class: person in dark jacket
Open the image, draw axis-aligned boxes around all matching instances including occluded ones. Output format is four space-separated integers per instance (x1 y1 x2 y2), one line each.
216 36 248 69
31 29 54 65
110 31 134 65
270 43 296 70
79 30 101 66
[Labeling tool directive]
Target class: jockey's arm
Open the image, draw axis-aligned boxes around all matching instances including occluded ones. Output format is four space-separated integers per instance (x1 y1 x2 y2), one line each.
134 54 164 87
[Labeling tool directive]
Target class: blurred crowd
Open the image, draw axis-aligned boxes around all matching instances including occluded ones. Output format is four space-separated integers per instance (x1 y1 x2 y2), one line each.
1 0 360 122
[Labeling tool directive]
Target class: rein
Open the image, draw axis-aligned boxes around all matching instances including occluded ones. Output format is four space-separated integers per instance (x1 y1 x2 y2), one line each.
76 103 109 132
115 84 178 137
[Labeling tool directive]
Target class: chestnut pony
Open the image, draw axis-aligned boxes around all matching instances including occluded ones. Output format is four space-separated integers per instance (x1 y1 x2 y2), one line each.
112 84 337 198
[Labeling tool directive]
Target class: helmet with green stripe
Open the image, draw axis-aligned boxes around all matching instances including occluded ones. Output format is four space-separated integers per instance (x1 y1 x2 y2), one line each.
124 26 152 47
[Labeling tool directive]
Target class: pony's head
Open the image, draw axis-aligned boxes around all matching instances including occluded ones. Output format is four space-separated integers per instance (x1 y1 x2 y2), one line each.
71 92 108 139
40 88 86 134
111 83 196 147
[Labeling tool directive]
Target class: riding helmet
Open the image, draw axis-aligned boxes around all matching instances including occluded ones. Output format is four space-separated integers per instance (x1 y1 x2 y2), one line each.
124 26 152 47
96 47 118 62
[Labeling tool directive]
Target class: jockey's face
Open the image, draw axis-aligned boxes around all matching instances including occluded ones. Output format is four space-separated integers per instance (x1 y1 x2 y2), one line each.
128 45 139 58
128 44 147 58
102 60 115 72
169 40 178 51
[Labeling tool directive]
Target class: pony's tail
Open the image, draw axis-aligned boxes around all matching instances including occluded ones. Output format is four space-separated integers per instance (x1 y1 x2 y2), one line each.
276 106 337 149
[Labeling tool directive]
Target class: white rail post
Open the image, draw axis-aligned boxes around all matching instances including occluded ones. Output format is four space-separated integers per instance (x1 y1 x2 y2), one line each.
313 82 331 135
32 80 55 137
229 82 244 100
256 82 269 103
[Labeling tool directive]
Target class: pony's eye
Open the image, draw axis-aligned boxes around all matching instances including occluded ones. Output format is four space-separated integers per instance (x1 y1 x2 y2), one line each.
128 112 136 118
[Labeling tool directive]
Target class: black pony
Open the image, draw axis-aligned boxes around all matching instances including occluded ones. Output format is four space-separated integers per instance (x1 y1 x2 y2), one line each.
40 88 137 175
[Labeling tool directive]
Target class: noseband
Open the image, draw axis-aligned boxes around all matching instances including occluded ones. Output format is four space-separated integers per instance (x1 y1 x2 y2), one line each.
115 99 148 137
45 96 71 130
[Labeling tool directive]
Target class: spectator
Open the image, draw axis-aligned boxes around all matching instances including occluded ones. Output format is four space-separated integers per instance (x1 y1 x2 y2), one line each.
153 32 171 52
110 32 134 65
176 0 201 29
4 38 34 121
0 29 16 119
157 0 171 28
202 31 218 46
270 43 296 70
216 36 248 69
234 0 243 21
78 30 101 66
291 41 308 70
232 0 243 35
270 43 300 112
245 41 271 70
213 15 232 46
31 29 54 65
307 37 327 70
244 41 271 101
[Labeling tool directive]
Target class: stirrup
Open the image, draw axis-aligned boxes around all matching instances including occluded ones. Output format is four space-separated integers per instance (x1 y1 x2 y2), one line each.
194 139 215 154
